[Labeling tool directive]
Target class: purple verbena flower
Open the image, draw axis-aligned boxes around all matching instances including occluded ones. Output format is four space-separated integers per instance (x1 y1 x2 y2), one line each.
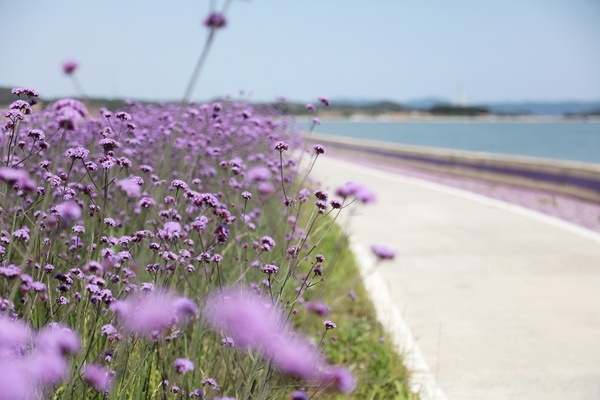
11 87 39 97
202 377 220 391
141 282 155 292
246 166 272 183
203 287 282 350
0 167 36 192
0 361 35 399
110 291 197 337
36 323 80 356
55 201 82 223
64 147 89 160
318 96 331 107
313 144 326 155
312 191 327 203
259 236 275 251
62 60 78 75
261 264 279 275
290 390 309 400
203 286 326 380
98 138 120 151
101 324 117 336
274 141 289 152
28 129 45 141
115 111 131 121
371 244 396 260
323 320 337 330
0 315 32 355
104 218 118 227
213 224 229 245
297 188 310 202
117 178 142 197
335 181 376 204
12 227 30 243
330 199 342 209
10 100 32 115
83 363 112 393
53 99 87 129
257 182 275 197
304 301 330 317
319 366 355 393
204 13 226 28
173 358 194 374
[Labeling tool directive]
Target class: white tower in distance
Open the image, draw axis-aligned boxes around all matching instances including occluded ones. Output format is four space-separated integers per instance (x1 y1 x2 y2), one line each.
456 86 469 106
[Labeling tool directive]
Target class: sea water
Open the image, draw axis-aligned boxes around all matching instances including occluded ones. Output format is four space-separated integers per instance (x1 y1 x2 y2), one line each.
303 120 600 164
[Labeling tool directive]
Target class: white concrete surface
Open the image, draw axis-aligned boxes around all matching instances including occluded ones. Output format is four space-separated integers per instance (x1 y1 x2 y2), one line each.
310 156 600 400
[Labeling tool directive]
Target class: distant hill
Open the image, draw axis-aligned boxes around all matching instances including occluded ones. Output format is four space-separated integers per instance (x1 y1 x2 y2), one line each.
2 87 599 116
483 101 600 116
0 86 131 110
337 97 600 116
0 87 15 105
404 97 452 110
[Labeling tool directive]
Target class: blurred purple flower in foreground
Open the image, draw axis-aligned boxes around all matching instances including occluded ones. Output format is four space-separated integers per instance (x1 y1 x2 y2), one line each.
110 290 197 338
117 178 142 198
304 300 330 317
0 317 80 398
246 166 272 183
290 390 309 400
62 60 78 75
319 366 356 394
83 363 112 393
203 286 325 380
0 167 36 193
335 181 376 204
204 12 227 29
53 98 87 130
55 201 82 224
318 96 331 107
203 286 284 350
203 286 355 391
371 244 396 260
173 358 195 374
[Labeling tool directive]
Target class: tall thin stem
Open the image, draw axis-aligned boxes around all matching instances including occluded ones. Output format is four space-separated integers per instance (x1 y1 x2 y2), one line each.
181 29 217 108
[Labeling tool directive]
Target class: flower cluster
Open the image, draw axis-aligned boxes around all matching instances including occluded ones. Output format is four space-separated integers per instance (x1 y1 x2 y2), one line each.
0 317 80 398
203 286 353 391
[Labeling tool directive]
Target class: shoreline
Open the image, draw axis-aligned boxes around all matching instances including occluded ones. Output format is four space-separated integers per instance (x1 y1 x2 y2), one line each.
297 113 600 124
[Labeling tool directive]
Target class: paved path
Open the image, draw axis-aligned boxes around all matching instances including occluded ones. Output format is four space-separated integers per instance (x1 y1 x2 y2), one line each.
310 156 600 400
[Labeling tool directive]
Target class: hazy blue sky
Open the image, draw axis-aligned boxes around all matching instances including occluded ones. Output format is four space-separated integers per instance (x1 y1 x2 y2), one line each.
1 0 599 104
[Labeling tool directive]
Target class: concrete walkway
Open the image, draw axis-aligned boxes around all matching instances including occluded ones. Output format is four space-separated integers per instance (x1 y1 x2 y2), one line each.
310 156 600 400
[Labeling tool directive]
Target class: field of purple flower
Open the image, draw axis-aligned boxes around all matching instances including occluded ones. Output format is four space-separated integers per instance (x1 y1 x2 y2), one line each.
0 89 359 397
0 4 415 398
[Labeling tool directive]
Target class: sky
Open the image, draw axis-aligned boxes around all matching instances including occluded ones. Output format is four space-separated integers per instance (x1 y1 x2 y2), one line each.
1 0 599 104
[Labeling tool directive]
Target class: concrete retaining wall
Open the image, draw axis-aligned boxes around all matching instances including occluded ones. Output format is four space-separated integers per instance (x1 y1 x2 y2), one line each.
307 133 600 203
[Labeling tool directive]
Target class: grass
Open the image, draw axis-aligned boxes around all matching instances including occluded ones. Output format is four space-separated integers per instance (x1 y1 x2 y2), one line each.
284 213 416 400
